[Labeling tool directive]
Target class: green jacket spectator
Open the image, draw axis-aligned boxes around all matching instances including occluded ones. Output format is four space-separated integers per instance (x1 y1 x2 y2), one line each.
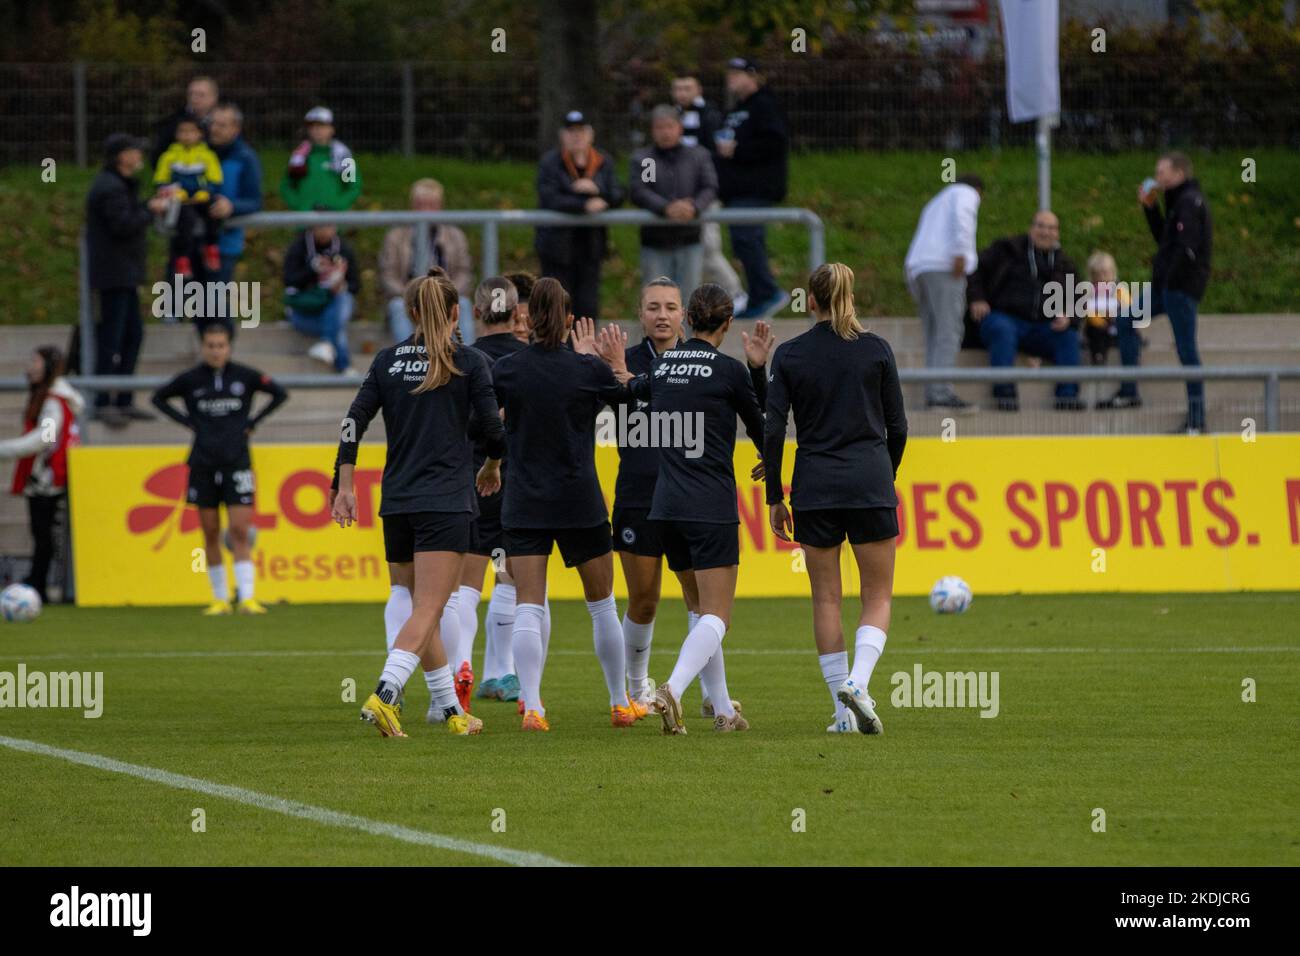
279 106 363 211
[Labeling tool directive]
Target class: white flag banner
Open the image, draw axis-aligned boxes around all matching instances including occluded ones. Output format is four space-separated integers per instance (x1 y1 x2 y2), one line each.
998 0 1060 123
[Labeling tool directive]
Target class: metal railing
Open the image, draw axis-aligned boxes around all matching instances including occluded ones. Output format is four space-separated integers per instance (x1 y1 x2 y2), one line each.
76 207 826 382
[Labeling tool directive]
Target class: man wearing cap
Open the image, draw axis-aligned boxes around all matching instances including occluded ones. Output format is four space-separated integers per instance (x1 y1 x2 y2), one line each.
535 110 624 320
86 134 170 426
279 107 363 212
716 57 790 319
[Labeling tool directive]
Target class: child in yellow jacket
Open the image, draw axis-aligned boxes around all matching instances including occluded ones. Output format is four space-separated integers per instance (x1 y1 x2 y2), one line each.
154 115 224 277
1082 251 1132 366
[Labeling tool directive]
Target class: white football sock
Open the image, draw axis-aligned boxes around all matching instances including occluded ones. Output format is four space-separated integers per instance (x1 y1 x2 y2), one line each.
623 613 654 696
540 595 552 669
378 648 421 699
512 603 546 715
484 583 516 680
440 591 463 670
233 559 255 602
423 664 462 719
383 585 412 652
207 564 228 602
819 651 850 720
587 594 626 707
699 645 734 718
849 625 887 689
666 613 726 701
687 610 707 701
457 585 481 670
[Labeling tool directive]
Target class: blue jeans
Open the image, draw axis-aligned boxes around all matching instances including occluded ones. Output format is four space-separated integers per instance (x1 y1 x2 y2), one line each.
725 197 779 305
290 291 353 371
978 310 1081 399
1115 287 1203 428
388 295 474 344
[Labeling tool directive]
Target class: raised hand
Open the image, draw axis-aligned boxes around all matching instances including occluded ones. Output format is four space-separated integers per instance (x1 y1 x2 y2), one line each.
742 319 775 368
570 316 598 355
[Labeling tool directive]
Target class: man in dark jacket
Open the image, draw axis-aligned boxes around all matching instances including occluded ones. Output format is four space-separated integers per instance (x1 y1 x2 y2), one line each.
204 103 263 283
86 133 169 425
629 106 718 293
283 222 361 374
1100 152 1212 432
715 57 789 319
535 111 624 321
152 76 219 164
968 210 1083 411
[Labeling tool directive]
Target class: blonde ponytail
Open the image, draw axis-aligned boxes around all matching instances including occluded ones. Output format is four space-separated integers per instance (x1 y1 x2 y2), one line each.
405 274 464 393
809 262 864 340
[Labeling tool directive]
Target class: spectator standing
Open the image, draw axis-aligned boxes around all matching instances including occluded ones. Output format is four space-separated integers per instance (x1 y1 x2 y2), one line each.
279 107 363 212
205 103 263 283
86 133 169 426
629 106 717 293
0 346 82 604
715 57 789 319
379 179 475 343
672 73 747 314
967 211 1084 411
152 76 219 163
535 110 624 321
903 174 983 410
1100 152 1212 433
283 222 360 374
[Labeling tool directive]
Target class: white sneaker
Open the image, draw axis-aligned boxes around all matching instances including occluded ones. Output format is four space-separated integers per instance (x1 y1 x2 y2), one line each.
826 710 859 733
338 366 362 378
307 341 336 366
836 679 883 735
629 677 656 712
732 292 749 315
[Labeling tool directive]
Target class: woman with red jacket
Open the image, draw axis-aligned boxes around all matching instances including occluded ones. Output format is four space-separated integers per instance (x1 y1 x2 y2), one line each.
0 346 83 603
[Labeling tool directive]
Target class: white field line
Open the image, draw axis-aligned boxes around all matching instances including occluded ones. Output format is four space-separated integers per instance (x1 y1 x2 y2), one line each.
0 735 573 868
5 646 1299 663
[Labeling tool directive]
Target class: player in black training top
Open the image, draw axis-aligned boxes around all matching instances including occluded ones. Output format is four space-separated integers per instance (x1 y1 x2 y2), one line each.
601 282 769 735
331 272 505 739
456 276 531 706
764 263 907 736
491 277 639 733
152 319 287 616
609 276 773 717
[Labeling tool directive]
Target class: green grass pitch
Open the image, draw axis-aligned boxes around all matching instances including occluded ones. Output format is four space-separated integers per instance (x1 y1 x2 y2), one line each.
1 593 1297 866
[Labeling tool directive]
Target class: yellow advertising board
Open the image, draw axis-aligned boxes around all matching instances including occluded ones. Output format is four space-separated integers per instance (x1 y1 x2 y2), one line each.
67 436 1300 606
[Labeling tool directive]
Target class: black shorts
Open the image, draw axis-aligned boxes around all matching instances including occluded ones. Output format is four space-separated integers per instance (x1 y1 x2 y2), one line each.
657 519 739 573
505 522 612 568
382 512 475 563
793 507 899 548
469 491 504 557
188 465 254 508
611 506 666 558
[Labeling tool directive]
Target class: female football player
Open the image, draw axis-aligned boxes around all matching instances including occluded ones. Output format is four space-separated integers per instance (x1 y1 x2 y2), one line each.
611 277 772 714
764 263 907 735
332 272 504 738
491 277 635 731
600 283 768 734
152 320 287 615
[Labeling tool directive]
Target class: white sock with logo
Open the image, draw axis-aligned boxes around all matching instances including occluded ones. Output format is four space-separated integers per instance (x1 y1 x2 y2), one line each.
587 594 627 707
484 583 516 680
819 651 850 720
667 614 726 701
378 648 421 701
233 560 255 602
384 585 412 652
512 603 546 715
208 564 228 602
849 626 887 689
623 613 654 697
423 664 462 719
456 585 481 671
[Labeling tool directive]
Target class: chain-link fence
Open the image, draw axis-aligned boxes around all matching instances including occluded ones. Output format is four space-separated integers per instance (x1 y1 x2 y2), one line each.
2 49 1296 167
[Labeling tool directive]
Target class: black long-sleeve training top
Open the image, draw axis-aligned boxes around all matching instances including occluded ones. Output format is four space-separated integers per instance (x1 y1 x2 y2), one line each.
764 321 907 510
492 343 626 529
336 338 504 517
628 337 765 525
152 361 288 469
469 331 527 473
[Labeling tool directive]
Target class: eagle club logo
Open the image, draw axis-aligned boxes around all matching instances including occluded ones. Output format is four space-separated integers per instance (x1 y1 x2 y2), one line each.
126 464 275 551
